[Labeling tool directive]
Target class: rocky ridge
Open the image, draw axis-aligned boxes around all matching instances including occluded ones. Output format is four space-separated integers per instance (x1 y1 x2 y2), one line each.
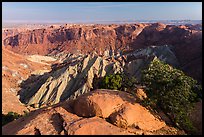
19 45 179 108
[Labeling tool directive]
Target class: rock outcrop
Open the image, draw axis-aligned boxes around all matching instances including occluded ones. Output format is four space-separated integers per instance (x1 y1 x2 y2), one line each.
109 103 165 131
2 22 201 135
2 24 145 55
66 117 133 135
3 89 183 135
3 23 201 82
19 53 123 107
2 47 52 114
18 45 179 108
73 89 165 131
73 89 137 118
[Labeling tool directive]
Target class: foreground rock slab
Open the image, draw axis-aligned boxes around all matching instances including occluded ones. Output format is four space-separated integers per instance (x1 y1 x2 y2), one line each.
74 89 166 131
73 89 137 118
67 117 134 135
2 89 181 135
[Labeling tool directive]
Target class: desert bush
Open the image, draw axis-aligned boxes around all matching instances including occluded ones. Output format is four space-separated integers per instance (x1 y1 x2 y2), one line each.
122 74 137 92
141 58 202 134
99 72 138 92
2 111 30 126
100 73 123 90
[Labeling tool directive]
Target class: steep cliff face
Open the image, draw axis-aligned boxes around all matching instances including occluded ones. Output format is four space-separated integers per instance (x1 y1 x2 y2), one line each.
3 23 201 57
3 24 146 55
3 23 202 82
2 29 19 41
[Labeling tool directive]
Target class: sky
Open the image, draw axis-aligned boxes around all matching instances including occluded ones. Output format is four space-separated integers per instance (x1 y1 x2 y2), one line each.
2 2 202 23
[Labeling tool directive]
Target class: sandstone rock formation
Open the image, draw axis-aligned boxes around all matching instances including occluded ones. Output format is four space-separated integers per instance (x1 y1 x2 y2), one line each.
73 89 137 118
3 23 201 82
73 89 165 131
2 47 54 114
19 53 123 107
66 117 133 135
3 89 183 135
109 103 165 131
18 45 179 108
2 24 145 55
2 29 19 43
2 22 201 135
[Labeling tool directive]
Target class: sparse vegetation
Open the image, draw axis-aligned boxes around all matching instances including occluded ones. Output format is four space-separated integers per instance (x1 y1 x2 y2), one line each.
2 112 22 126
100 73 123 90
2 111 30 126
98 72 138 93
141 58 202 134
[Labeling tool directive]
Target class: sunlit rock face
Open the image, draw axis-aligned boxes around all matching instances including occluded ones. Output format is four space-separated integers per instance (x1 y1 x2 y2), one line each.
3 23 202 82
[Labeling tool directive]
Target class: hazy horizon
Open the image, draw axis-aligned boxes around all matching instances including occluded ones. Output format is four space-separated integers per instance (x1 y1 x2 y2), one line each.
2 2 202 24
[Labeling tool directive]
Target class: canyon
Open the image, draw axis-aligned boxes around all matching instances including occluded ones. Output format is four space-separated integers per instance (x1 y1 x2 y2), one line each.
2 22 202 135
3 23 202 82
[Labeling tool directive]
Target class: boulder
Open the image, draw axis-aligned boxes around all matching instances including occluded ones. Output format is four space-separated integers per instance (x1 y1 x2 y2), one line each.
73 89 136 118
109 103 166 131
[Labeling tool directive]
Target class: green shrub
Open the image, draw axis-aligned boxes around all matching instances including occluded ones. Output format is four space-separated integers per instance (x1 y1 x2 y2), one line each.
99 72 138 92
141 58 202 133
122 74 137 93
2 111 30 126
100 73 123 90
